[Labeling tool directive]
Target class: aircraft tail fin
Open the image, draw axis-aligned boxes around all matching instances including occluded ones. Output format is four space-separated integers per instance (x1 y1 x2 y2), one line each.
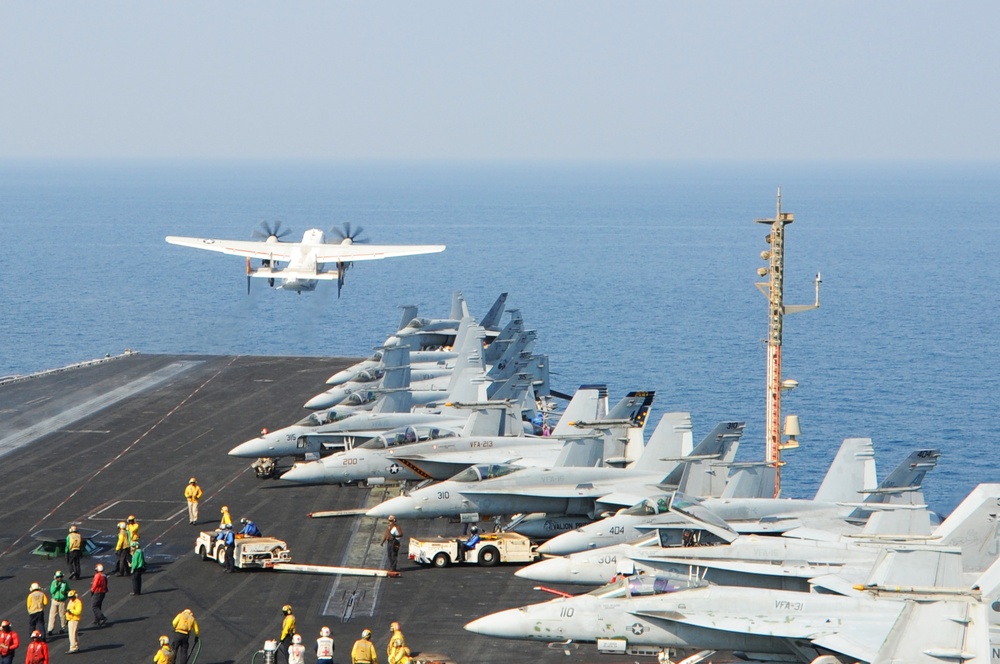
372 346 412 414
673 423 743 497
604 391 655 426
553 436 605 468
847 449 940 521
480 292 508 330
658 421 745 486
813 437 877 503
485 330 538 384
443 320 487 403
720 464 776 499
971 546 1000 627
635 413 693 478
460 403 522 437
550 385 607 438
449 291 465 321
933 484 1000 574
397 305 418 331
484 309 524 365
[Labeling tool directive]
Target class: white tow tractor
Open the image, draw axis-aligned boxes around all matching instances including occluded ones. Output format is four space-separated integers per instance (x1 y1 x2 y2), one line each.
195 531 291 569
408 532 537 568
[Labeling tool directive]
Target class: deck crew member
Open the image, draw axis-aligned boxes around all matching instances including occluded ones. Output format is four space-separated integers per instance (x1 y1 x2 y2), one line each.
171 609 198 664
24 630 48 664
26 583 48 641
130 542 145 595
65 526 82 580
287 634 306 664
65 590 83 653
114 522 130 576
387 622 407 664
153 635 174 664
217 524 235 572
126 515 140 543
239 517 261 537
278 605 296 657
89 564 108 627
380 516 401 573
47 572 68 636
350 629 377 664
184 478 203 525
218 505 231 529
315 626 335 664
0 620 19 664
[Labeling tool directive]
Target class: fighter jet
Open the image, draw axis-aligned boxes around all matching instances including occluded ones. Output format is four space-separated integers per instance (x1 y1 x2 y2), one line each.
536 438 932 556
365 414 747 524
519 481 1000 592
280 385 616 486
228 327 535 461
166 221 445 296
466 545 995 664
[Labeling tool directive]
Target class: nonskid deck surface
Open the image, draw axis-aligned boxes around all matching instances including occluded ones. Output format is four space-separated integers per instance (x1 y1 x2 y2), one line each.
0 354 628 664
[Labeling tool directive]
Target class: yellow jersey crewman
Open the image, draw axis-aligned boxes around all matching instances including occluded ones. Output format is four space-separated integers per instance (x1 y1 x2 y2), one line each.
184 478 203 525
351 628 378 664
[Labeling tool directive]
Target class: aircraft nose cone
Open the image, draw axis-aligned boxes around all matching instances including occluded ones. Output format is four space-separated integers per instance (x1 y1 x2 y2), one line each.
280 462 325 485
366 495 417 519
537 531 592 556
515 556 575 583
228 437 273 458
304 392 338 410
464 608 531 639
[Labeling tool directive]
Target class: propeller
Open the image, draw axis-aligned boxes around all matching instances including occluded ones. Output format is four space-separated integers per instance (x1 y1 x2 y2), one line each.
329 222 369 245
252 220 292 242
328 223 368 298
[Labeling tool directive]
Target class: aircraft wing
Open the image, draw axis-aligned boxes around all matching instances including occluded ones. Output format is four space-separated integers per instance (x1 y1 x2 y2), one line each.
165 237 445 263
166 236 301 260
310 243 446 262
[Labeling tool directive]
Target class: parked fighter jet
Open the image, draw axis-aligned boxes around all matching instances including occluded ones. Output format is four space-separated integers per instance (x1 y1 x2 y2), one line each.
281 386 619 486
467 546 995 664
365 414 746 523
520 479 1000 593
228 328 534 460
166 221 445 296
536 438 931 555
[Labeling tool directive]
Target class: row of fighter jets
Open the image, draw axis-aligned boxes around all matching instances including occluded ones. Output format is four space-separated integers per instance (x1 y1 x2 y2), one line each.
227 292 999 663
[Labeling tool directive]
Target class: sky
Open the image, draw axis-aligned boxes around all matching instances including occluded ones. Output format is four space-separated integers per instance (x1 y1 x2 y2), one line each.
2 2 998 161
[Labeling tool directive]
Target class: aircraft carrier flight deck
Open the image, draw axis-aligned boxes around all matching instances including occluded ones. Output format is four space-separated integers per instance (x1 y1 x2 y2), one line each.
0 353 646 664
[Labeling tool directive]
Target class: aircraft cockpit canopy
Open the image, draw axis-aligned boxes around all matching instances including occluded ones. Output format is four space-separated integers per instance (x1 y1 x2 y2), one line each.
589 573 703 599
354 369 385 383
368 350 383 362
622 496 671 516
296 410 350 427
404 318 428 330
343 391 376 407
451 463 523 483
360 426 458 450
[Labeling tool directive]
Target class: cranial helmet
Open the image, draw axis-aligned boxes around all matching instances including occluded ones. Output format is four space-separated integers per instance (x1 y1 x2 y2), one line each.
0 620 9 629
292 634 302 645
320 626 331 637
241 517 248 524
159 635 170 646
69 525 77 532
30 582 41 591
362 629 372 639
189 477 197 484
68 590 78 597
282 604 293 614
95 564 104 572
221 506 229 512
390 622 400 632
31 630 42 640
470 526 479 534
128 515 136 522
387 515 396 522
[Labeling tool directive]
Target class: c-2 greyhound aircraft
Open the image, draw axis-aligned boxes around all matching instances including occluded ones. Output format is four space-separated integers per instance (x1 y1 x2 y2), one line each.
166 221 445 296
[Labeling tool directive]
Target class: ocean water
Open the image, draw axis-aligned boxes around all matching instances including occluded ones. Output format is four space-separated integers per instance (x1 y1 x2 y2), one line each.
2 160 998 515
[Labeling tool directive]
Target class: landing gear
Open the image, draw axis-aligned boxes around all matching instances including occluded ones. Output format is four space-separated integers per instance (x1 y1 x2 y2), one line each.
253 457 278 479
